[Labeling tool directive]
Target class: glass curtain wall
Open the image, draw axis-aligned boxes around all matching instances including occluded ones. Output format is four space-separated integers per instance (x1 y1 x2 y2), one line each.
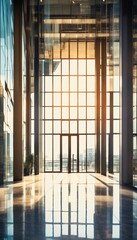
40 41 96 172
0 0 14 183
38 0 97 173
133 0 137 188
32 0 120 175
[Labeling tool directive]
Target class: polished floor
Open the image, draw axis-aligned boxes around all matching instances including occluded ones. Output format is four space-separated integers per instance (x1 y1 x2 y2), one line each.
0 173 137 240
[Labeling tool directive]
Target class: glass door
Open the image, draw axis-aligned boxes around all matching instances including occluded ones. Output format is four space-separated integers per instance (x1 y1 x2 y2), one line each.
61 135 78 173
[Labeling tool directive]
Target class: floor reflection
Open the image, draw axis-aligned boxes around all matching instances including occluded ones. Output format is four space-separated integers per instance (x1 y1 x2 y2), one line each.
0 173 137 239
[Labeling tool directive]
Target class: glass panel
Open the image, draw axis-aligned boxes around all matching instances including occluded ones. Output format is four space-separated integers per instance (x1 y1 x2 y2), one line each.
41 93 45 106
71 136 77 172
45 76 52 92
87 93 96 106
62 136 68 172
45 107 52 119
31 106 34 119
79 107 86 119
70 60 77 75
79 135 86 172
114 107 120 119
45 93 52 106
54 135 60 171
53 43 60 59
54 121 61 133
61 41 69 58
114 120 120 133
54 93 61 106
70 121 77 133
70 76 77 92
62 93 69 106
79 76 86 92
70 107 77 119
87 60 95 75
54 76 61 92
54 107 61 119
62 76 69 91
78 42 86 58
79 121 86 133
107 107 110 119
78 60 86 75
70 42 77 58
107 93 110 106
79 93 86 106
53 60 61 75
62 60 69 75
113 76 120 91
62 107 69 119
45 121 52 133
87 42 95 58
87 76 96 91
87 121 96 134
87 135 95 172
62 121 69 133
45 135 52 171
87 107 95 119
113 135 119 172
70 93 77 106
114 93 120 106
31 120 34 134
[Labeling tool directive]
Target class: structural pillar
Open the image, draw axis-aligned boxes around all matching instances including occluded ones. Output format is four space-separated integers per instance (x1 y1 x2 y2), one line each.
13 0 23 181
95 38 101 173
26 46 31 157
101 38 106 175
120 0 133 185
34 2 40 175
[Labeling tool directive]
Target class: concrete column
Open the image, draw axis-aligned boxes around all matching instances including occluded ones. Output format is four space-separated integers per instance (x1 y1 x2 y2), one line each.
120 0 133 185
13 0 23 181
101 38 106 175
34 1 39 175
95 38 101 173
26 48 31 157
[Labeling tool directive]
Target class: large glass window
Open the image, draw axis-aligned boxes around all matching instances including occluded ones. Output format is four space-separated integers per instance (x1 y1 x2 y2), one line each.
39 41 96 172
0 0 14 183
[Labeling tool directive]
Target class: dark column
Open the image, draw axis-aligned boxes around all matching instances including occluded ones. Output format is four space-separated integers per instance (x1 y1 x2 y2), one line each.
14 0 23 181
0 86 4 184
120 0 133 185
34 3 40 175
95 38 101 173
101 38 106 175
109 92 113 173
26 47 31 157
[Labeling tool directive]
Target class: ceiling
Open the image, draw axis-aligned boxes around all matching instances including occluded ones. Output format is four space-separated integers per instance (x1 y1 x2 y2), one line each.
25 0 119 60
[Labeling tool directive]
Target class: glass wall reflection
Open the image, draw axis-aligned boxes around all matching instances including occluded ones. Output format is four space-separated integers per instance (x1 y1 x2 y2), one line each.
0 0 14 183
44 174 120 239
1 174 137 239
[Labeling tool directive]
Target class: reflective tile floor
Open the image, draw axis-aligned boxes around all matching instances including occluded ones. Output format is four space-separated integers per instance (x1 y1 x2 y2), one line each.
0 173 137 240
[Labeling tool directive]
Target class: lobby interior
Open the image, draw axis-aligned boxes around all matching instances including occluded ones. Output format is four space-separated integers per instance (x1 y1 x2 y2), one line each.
0 0 137 239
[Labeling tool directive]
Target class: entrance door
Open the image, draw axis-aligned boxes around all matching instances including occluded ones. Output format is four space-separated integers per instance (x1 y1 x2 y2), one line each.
61 135 79 173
